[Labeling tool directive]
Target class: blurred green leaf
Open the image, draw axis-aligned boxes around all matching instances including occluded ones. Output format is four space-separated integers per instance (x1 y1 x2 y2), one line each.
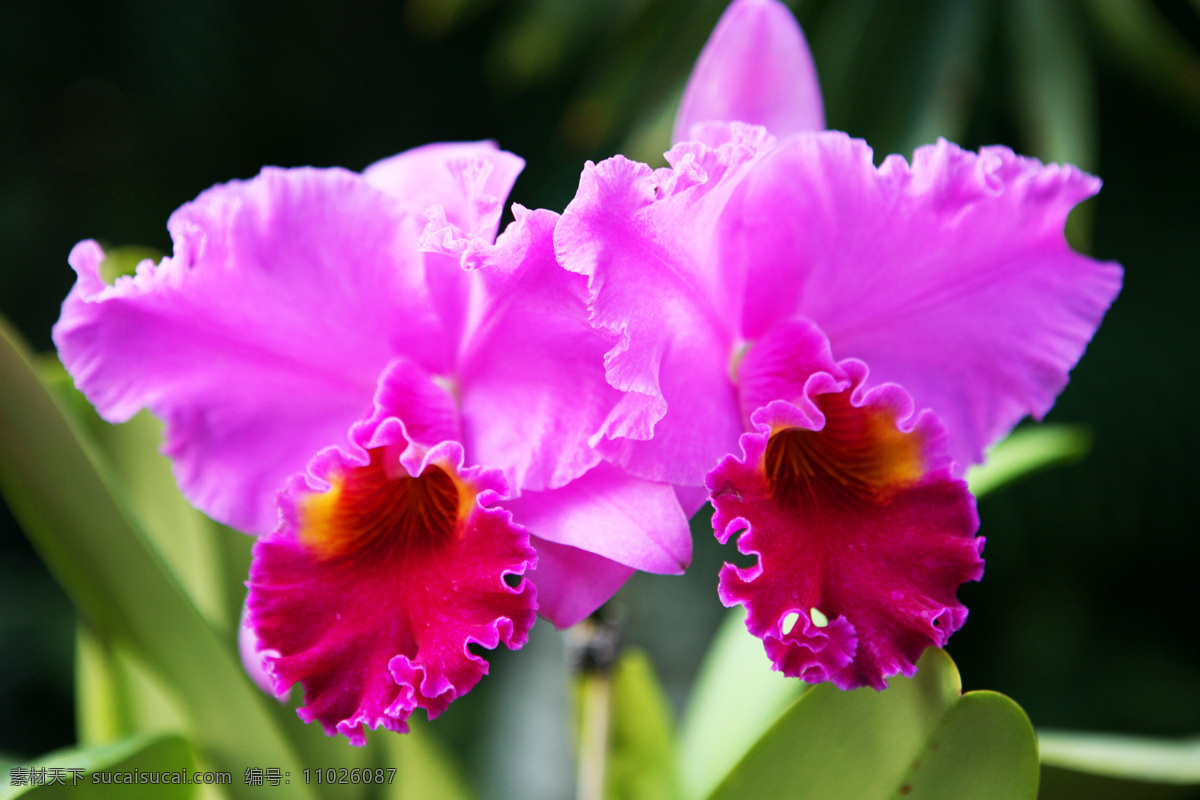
380 719 477 800
607 648 679 800
707 648 1039 800
39 356 230 632
966 424 1093 497
0 733 198 800
0 317 318 800
1081 0 1200 123
1007 0 1097 171
677 607 802 800
95 245 164 285
1038 730 1200 795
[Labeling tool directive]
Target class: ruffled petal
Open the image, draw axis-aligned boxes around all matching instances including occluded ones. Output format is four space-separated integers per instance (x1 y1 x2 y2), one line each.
247 386 535 743
674 0 824 145
367 142 524 347
445 207 625 492
727 132 1123 469
526 536 635 629
505 461 690 576
556 132 772 485
53 168 447 533
709 358 983 691
363 141 524 242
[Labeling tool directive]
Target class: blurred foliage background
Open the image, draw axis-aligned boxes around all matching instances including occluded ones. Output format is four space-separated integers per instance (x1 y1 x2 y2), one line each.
1 0 1198 795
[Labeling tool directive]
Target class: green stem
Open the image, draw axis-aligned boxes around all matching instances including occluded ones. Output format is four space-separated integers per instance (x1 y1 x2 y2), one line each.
576 669 612 800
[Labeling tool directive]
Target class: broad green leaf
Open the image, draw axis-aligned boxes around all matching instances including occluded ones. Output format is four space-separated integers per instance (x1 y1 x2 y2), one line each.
39 356 229 631
607 649 679 800
0 733 198 800
678 607 802 800
0 317 317 800
967 424 1092 497
1038 730 1200 799
380 719 476 800
707 648 1039 800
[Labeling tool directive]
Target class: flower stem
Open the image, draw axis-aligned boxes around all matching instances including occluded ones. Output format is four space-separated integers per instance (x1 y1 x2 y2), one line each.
576 669 611 800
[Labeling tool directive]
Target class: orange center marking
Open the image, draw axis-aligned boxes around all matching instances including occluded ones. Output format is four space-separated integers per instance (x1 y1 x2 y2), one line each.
764 391 924 506
300 448 470 560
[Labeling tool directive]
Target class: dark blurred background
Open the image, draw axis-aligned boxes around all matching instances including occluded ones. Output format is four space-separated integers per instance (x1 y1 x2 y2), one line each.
2 0 1198 782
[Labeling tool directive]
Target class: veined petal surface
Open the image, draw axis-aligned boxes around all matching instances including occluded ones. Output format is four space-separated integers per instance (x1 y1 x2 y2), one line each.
247 398 535 744
727 132 1123 469
54 167 446 533
674 0 824 144
711 340 983 690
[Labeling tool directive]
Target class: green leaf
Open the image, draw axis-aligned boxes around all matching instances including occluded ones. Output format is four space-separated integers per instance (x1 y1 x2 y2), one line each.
678 607 803 800
0 733 199 800
379 719 477 800
1037 730 1200 799
607 648 679 800
0 317 318 800
966 424 1092 497
707 648 1039 800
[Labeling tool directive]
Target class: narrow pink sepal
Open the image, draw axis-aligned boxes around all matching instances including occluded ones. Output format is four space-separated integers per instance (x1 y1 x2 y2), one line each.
674 0 824 145
709 364 983 691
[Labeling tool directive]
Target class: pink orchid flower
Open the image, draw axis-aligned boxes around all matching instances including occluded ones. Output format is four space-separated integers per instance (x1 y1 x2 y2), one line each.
54 142 690 742
555 0 1122 689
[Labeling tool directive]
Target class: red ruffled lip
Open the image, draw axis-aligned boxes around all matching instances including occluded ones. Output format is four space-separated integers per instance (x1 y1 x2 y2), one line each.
247 421 536 745
709 358 983 691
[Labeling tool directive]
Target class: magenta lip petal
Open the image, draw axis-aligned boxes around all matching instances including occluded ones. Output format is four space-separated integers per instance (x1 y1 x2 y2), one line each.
708 362 982 691
674 0 824 145
53 167 449 533
247 401 536 744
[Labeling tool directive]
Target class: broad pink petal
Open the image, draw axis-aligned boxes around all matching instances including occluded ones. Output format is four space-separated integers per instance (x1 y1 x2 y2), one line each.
247 417 535 744
709 363 983 690
449 207 624 492
54 169 448 533
674 0 824 145
728 133 1123 469
505 462 690 576
556 135 771 486
527 535 634 629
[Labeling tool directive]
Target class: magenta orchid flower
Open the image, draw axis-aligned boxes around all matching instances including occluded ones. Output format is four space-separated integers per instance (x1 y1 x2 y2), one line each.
54 142 690 742
555 0 1122 689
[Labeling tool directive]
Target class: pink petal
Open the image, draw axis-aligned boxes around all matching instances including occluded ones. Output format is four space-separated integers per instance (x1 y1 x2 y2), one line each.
53 168 450 533
247 420 535 744
505 461 690 576
527 535 634 629
556 136 771 486
674 0 824 145
728 133 1123 469
367 142 524 346
709 362 983 691
363 141 524 242
453 207 623 492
